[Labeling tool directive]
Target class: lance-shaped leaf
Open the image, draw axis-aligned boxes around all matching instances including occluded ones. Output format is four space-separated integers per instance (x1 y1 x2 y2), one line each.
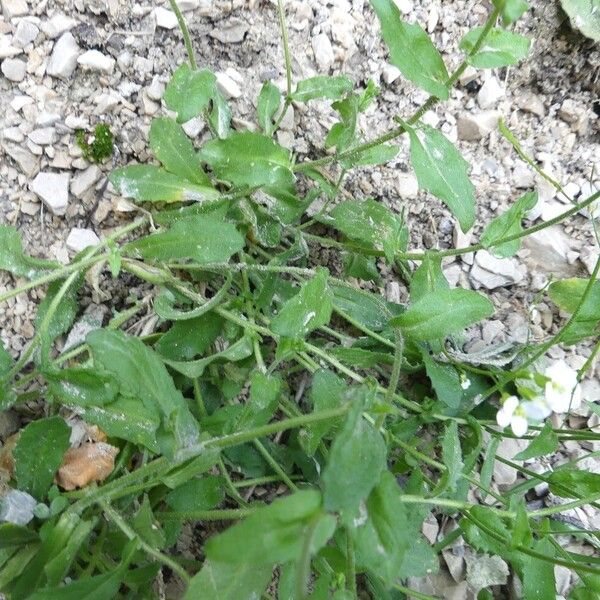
86 329 199 459
257 81 281 136
109 165 220 204
319 198 407 261
480 191 537 257
125 216 244 263
460 28 531 68
290 75 353 102
149 117 212 186
370 0 448 99
391 288 494 341
164 64 217 123
271 268 333 339
405 122 476 233
14 416 71 500
0 226 58 278
199 131 295 195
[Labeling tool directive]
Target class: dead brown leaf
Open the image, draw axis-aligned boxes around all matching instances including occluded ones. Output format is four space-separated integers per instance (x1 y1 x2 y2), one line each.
56 442 119 491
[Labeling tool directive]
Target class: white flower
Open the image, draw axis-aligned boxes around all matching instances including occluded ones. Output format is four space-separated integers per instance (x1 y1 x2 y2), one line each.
544 361 582 413
460 374 471 390
523 396 552 421
496 396 529 437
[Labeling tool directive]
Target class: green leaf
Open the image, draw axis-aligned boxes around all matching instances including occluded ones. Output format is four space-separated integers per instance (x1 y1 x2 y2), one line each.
208 88 232 139
166 475 225 512
300 369 346 456
369 0 449 98
480 192 538 257
162 336 253 379
331 283 397 332
86 329 199 459
404 122 475 232
155 313 223 361
0 524 38 549
460 28 531 68
548 278 600 344
493 0 529 25
14 416 70 499
391 288 494 341
549 468 600 498
0 341 13 377
440 421 463 493
330 347 394 369
205 490 335 565
513 422 558 460
45 367 119 407
164 65 216 123
325 95 359 152
235 372 281 430
521 538 556 600
410 253 449 303
322 388 387 515
109 165 220 204
257 82 282 136
560 0 600 41
354 471 410 586
132 497 165 549
36 277 81 354
149 117 212 186
125 216 244 263
184 560 272 600
271 269 333 339
198 131 295 195
0 226 57 278
291 75 354 102
422 351 463 410
320 199 406 261
340 144 399 169
27 571 124 600
80 396 160 452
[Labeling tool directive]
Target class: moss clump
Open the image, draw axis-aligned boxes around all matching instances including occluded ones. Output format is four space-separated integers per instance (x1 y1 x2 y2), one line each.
75 124 114 163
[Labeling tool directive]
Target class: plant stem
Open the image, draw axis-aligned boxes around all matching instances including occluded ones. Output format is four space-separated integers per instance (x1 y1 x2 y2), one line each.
346 529 357 599
296 514 321 600
157 507 255 521
168 0 197 70
293 8 500 172
277 0 292 97
101 500 191 584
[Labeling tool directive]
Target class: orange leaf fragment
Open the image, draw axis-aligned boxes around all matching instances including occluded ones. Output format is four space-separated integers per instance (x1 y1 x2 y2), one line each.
56 442 119 491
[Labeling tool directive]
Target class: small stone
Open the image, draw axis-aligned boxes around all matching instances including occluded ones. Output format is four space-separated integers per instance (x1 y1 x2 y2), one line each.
580 247 600 278
477 77 504 109
10 94 32 111
558 99 579 124
453 224 473 265
459 66 478 86
396 173 419 199
77 49 115 74
30 171 70 216
278 103 295 131
0 36 21 59
470 250 523 289
0 489 37 526
40 13 78 39
178 0 200 9
457 111 500 141
515 92 545 118
13 20 39 48
209 18 248 43
146 76 165 101
523 226 578 277
154 6 178 29
0 410 20 440
47 32 80 79
66 228 100 253
181 115 204 137
1 0 28 19
393 0 413 13
311 33 334 71
2 142 38 176
216 70 242 99
28 127 56 145
512 163 534 189
493 436 527 486
2 126 24 142
382 63 401 85
70 165 102 198
1 57 26 81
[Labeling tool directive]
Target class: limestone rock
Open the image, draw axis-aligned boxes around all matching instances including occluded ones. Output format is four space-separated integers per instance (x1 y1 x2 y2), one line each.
30 172 70 216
